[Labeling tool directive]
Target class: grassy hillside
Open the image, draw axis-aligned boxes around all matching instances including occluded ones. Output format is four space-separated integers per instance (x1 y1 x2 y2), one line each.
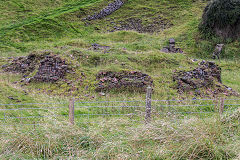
0 0 240 159
0 0 239 102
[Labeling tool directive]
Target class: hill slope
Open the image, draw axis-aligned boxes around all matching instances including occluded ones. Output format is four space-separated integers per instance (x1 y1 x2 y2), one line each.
0 0 240 103
0 0 240 159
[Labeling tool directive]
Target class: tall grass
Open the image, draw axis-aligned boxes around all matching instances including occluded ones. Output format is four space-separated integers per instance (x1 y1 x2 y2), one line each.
0 109 239 159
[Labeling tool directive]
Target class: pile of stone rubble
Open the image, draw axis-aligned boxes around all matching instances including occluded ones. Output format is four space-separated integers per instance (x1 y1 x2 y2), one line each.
85 0 124 21
2 53 69 83
33 55 68 82
173 61 238 96
96 71 153 92
2 53 42 74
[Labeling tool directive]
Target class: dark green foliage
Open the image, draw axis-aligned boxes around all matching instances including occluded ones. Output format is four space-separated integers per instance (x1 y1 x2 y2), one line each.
199 0 240 40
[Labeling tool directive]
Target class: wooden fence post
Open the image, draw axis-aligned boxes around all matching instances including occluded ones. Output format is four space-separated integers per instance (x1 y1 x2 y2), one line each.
69 98 75 125
214 97 219 113
145 86 152 124
219 98 225 115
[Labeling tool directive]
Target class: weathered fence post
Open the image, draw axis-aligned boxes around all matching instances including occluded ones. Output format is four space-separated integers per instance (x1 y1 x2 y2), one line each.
219 98 225 115
214 97 219 113
69 98 75 125
145 86 152 124
4 112 6 123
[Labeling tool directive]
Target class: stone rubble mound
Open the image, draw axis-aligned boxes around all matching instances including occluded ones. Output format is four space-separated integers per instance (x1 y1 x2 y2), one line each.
96 71 153 92
2 53 69 83
33 55 68 82
2 53 42 74
85 0 124 21
173 61 238 96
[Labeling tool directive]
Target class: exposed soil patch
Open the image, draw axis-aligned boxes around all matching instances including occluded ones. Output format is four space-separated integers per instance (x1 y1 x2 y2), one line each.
173 61 239 97
96 71 153 92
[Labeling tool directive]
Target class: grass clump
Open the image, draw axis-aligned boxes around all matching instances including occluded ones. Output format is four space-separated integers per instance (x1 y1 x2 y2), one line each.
0 120 101 159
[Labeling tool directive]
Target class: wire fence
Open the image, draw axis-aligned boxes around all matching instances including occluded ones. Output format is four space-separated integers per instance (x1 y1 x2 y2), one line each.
0 87 240 134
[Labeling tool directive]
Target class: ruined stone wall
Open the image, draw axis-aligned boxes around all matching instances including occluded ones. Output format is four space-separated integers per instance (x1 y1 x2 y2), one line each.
96 71 153 92
2 53 69 83
173 61 238 96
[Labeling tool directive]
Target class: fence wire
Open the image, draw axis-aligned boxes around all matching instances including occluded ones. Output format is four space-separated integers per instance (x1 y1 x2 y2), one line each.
0 98 239 129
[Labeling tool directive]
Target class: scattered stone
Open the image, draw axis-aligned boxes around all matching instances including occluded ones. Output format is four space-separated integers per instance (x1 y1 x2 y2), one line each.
84 94 90 97
85 0 124 21
212 44 224 59
25 78 32 83
8 96 15 100
1 64 7 68
96 71 153 92
173 61 238 96
8 96 21 102
99 92 106 96
90 43 110 53
161 38 183 53
109 17 171 33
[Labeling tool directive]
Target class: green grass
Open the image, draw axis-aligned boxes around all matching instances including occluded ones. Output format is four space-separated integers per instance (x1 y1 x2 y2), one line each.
0 110 239 159
0 0 240 159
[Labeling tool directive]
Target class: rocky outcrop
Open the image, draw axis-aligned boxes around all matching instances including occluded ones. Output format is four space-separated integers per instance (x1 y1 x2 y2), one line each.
96 71 153 92
173 61 238 96
85 0 124 21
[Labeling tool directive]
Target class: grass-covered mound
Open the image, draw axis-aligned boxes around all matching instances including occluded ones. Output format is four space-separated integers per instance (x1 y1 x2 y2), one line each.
199 0 240 40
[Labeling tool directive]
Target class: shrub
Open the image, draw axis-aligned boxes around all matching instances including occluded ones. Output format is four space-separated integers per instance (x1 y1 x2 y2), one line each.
199 0 240 40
